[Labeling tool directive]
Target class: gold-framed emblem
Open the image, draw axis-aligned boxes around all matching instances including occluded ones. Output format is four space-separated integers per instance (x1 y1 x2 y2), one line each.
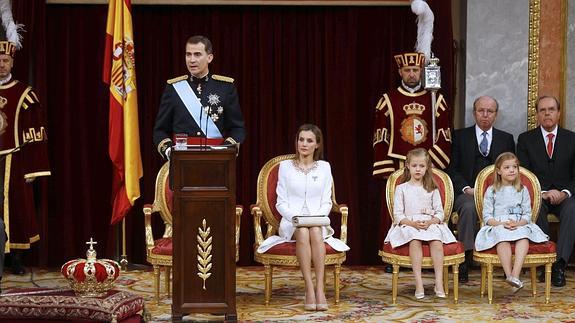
400 116 428 146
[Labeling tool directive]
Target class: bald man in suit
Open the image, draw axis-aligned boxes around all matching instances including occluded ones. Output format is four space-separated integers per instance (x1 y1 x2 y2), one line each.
517 95 575 287
448 96 515 283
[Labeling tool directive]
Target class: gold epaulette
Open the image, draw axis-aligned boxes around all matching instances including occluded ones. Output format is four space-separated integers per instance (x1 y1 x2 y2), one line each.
212 74 234 83
167 75 188 84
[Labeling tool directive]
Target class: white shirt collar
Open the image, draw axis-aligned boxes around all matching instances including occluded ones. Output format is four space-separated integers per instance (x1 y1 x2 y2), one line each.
540 125 558 139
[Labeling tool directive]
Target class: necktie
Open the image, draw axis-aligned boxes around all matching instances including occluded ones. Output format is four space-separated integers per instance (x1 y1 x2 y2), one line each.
479 132 488 156
547 133 554 158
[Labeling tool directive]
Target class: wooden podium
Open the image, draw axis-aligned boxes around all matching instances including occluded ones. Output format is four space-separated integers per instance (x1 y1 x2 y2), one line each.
170 146 237 322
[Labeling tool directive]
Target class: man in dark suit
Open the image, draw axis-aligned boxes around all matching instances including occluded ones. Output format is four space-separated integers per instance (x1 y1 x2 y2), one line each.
517 95 575 287
448 96 515 283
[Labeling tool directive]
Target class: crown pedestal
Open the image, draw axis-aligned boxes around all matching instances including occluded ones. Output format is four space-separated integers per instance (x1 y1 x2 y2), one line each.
61 238 120 297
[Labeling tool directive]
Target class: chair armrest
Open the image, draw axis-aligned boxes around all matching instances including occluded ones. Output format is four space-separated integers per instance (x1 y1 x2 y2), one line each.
235 206 243 262
251 205 265 247
334 204 349 244
143 205 155 249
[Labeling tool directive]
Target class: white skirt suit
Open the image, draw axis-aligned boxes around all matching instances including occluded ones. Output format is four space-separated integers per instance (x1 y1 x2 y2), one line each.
256 159 350 253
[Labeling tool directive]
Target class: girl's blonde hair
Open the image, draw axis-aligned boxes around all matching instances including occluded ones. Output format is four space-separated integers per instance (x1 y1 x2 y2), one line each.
493 152 522 192
400 148 437 192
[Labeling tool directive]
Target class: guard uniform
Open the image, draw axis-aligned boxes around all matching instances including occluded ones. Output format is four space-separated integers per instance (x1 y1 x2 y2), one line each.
153 73 246 159
372 52 452 242
0 79 51 253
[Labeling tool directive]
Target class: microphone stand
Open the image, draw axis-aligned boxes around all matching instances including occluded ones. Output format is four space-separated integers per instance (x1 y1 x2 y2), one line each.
204 108 209 151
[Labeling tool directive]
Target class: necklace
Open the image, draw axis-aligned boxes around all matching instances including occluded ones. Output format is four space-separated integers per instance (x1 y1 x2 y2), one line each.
292 159 318 175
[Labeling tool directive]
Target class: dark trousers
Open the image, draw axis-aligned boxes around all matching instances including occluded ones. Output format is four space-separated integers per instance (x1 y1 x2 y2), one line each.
453 193 479 251
536 197 575 264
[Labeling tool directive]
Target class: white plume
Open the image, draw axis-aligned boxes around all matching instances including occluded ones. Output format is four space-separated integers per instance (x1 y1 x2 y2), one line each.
411 0 434 61
0 0 23 50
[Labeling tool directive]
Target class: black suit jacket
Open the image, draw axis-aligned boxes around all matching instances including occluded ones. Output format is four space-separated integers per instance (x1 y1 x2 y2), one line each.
517 127 575 194
448 125 515 194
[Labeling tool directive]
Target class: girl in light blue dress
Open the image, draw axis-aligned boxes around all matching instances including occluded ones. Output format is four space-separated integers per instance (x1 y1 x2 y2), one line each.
475 152 548 289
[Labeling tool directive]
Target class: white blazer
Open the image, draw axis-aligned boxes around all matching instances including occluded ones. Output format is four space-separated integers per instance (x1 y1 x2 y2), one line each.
257 159 349 253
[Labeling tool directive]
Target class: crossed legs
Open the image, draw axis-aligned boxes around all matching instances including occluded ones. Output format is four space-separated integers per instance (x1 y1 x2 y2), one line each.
497 239 528 279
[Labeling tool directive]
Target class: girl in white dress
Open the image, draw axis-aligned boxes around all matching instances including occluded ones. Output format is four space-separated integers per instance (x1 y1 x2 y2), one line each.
384 148 457 299
256 124 349 311
474 152 548 289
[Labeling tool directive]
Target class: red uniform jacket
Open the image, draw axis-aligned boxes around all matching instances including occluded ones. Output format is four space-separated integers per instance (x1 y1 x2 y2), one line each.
373 86 451 178
0 79 50 252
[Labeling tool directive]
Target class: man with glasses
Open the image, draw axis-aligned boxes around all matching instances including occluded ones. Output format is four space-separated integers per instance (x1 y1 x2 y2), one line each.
517 95 575 287
448 96 515 283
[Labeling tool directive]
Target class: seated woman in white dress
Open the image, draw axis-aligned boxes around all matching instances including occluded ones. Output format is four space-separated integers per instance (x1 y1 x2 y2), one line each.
256 124 349 311
475 152 548 289
384 148 457 300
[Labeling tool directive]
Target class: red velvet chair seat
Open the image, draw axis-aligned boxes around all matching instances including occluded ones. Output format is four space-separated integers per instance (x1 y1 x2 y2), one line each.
382 241 464 257
151 238 172 255
476 241 556 255
264 242 338 256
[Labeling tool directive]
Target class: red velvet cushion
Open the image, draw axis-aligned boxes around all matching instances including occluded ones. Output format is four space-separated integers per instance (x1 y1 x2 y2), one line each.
264 242 340 255
476 241 556 255
381 241 465 257
267 165 282 222
151 237 172 255
0 288 144 322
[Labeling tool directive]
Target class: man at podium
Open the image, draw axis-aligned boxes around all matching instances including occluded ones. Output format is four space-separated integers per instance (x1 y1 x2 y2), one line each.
153 35 246 160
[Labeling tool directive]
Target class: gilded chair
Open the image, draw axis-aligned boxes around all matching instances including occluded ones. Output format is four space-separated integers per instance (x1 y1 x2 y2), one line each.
251 154 349 305
143 161 243 304
379 168 465 304
473 165 556 304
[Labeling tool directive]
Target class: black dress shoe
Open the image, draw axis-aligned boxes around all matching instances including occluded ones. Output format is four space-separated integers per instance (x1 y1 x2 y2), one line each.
11 263 25 275
384 264 394 273
459 263 469 283
551 264 566 287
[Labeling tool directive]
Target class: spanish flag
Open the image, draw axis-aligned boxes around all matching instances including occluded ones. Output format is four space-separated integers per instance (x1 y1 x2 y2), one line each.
103 0 142 225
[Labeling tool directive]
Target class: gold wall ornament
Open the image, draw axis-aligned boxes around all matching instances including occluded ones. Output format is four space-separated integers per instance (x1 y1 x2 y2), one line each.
527 0 541 130
196 219 213 290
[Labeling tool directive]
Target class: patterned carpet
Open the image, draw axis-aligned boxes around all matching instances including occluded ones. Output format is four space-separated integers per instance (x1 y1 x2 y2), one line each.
2 265 575 322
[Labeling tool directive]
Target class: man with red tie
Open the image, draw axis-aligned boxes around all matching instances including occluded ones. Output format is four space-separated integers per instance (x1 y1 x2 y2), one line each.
517 95 575 287
372 52 452 272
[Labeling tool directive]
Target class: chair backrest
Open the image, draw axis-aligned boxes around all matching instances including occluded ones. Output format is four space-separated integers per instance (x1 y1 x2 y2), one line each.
255 154 340 234
473 165 541 226
385 167 454 223
153 161 173 226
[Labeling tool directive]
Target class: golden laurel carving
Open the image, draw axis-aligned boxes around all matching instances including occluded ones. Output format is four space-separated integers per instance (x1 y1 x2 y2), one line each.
527 0 541 130
196 219 213 290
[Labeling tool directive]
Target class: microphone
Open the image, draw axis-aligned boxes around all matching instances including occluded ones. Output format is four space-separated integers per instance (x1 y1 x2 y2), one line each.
204 106 209 150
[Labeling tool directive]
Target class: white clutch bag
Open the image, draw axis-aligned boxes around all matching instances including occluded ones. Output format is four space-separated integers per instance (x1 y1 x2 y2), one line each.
292 216 330 227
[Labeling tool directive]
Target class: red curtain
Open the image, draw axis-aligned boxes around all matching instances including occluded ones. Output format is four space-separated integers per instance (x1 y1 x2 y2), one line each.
12 1 452 267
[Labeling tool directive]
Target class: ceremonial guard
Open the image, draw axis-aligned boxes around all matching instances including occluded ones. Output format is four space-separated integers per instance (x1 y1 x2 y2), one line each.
373 52 452 272
0 0 51 280
153 35 245 160
372 52 451 178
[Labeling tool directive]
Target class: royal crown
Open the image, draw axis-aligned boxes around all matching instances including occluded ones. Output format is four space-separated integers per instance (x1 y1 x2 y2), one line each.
61 238 120 297
403 102 426 115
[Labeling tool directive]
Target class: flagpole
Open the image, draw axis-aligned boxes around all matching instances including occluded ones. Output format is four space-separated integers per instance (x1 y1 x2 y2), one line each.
121 218 128 270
